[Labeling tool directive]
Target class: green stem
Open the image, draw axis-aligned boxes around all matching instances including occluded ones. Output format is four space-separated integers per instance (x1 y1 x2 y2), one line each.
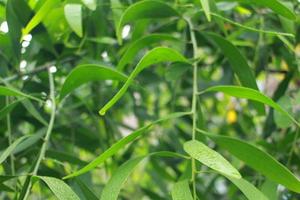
6 96 15 175
23 68 56 200
187 17 198 200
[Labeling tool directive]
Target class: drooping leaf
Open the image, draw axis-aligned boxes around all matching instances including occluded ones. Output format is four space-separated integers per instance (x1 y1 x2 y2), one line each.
183 140 241 179
0 135 30 164
171 180 193 200
249 0 296 20
199 130 300 193
22 0 60 36
59 64 128 100
81 0 96 11
226 177 268 200
116 0 179 44
117 34 180 72
100 152 186 200
204 33 265 115
274 96 293 128
21 99 48 126
36 176 80 200
204 85 300 127
63 112 190 179
199 0 211 21
99 47 190 115
0 86 42 102
64 4 83 37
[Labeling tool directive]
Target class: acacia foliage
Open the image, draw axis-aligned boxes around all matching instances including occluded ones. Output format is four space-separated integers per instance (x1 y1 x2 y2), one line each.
0 0 300 199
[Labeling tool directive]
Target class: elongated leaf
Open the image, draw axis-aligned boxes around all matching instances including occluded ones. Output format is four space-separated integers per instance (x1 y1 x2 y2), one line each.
171 180 193 200
22 0 60 36
227 177 268 200
21 99 48 126
117 34 180 71
204 33 264 115
59 64 127 99
100 152 186 200
37 176 80 200
64 4 83 37
0 86 42 102
75 178 98 200
0 99 20 120
183 140 241 179
199 0 211 21
274 96 293 128
199 130 300 193
63 112 190 179
249 0 296 20
116 0 179 44
204 85 300 127
81 0 96 10
99 47 190 115
0 135 29 164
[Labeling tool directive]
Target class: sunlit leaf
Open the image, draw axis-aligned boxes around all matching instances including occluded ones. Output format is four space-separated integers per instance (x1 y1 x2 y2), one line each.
99 47 190 115
59 64 128 100
171 180 193 200
64 4 83 37
199 0 211 21
183 140 241 179
199 130 300 193
81 0 96 11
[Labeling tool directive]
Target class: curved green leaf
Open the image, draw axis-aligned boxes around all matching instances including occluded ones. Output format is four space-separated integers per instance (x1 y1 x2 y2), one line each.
64 4 83 37
59 64 127 99
199 130 300 193
0 86 42 102
227 177 268 200
184 140 241 179
22 0 60 36
200 0 211 21
116 0 179 44
250 0 296 20
81 0 96 10
0 135 30 164
204 32 264 115
36 176 80 200
171 180 193 200
99 47 190 115
100 152 186 200
204 85 300 127
117 34 180 72
63 112 190 179
75 178 98 200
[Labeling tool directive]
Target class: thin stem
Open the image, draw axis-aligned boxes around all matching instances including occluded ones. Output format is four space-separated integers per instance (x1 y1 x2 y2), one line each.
6 96 15 175
187 17 198 200
23 68 56 200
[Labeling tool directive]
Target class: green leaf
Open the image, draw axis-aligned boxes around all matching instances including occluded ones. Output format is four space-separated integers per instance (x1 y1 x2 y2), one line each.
226 177 268 200
116 0 179 44
250 0 296 20
81 0 96 11
100 152 186 200
204 85 300 127
36 176 80 200
183 140 241 179
75 178 98 200
22 0 60 36
64 4 83 37
59 64 128 100
0 99 20 120
204 33 264 115
171 180 193 200
200 130 300 193
117 34 180 72
21 99 48 126
0 135 30 164
63 112 190 179
274 96 293 128
199 0 211 21
99 47 190 115
0 86 42 102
